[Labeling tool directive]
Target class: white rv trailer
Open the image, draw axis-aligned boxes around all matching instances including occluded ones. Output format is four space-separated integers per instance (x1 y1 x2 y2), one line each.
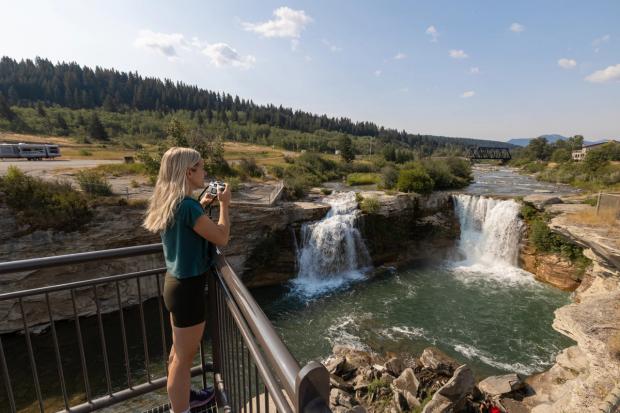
0 143 61 160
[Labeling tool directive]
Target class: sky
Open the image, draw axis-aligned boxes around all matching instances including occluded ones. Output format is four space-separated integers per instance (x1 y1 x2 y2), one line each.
0 0 619 141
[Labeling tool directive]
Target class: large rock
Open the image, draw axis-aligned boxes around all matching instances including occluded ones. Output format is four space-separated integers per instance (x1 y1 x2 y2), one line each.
391 368 420 411
422 365 474 413
478 373 524 397
384 357 406 377
420 347 460 376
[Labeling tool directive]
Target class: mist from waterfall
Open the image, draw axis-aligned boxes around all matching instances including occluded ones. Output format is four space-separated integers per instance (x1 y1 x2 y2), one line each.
291 192 372 297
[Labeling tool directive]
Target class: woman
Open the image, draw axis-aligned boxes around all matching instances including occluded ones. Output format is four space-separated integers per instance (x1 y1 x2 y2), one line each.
143 147 231 413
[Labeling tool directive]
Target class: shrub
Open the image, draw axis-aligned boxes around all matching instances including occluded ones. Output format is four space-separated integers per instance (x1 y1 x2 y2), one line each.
267 164 285 179
320 188 332 195
380 165 399 189
75 170 113 196
360 196 380 214
397 167 434 194
78 149 93 156
237 158 264 178
346 173 381 186
0 166 92 232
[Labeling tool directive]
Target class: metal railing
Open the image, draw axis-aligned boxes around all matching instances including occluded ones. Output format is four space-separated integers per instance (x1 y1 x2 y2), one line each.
0 244 330 413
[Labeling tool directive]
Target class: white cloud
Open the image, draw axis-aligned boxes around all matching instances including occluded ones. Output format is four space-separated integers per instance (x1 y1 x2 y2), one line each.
510 23 525 33
202 43 256 69
449 49 468 59
134 30 189 60
558 58 577 69
593 34 610 52
460 90 475 98
394 52 407 60
243 7 312 38
304 55 312 62
469 67 480 74
425 25 439 42
322 39 342 52
374 69 382 77
585 64 620 83
400 87 409 93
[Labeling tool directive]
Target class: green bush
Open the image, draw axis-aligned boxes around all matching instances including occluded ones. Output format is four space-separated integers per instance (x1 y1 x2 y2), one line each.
237 158 264 178
397 166 434 194
380 165 399 189
78 149 92 156
346 172 381 186
360 196 381 214
0 166 92 232
75 170 113 195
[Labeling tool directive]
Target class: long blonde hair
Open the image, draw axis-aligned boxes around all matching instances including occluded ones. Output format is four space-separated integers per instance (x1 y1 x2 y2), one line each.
143 147 202 233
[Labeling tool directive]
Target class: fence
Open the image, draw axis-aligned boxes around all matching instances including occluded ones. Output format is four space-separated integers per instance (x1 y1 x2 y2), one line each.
596 192 620 218
0 244 330 413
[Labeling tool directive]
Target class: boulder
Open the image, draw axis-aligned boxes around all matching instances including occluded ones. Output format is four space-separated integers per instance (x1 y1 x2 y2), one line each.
391 367 420 409
330 388 355 409
478 373 524 397
385 357 406 377
420 347 460 376
422 365 474 413
330 373 354 393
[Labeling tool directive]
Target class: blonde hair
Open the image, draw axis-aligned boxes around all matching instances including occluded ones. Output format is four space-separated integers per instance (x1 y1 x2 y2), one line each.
143 147 202 233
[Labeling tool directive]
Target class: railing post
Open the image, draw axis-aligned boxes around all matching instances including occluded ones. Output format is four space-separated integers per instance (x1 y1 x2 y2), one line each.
295 361 331 413
208 269 225 402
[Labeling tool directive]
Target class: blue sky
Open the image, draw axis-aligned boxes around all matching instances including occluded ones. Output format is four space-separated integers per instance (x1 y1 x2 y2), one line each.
1 0 618 141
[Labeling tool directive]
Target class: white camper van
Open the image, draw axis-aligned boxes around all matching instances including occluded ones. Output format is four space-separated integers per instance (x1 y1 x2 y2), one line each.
0 143 61 160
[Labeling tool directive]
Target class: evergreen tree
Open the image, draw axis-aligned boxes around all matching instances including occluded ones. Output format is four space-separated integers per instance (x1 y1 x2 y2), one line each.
36 101 47 117
88 113 108 140
54 113 69 135
166 118 188 147
0 92 16 121
338 135 355 162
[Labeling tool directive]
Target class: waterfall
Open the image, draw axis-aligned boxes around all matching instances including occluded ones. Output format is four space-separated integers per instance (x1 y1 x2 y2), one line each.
291 192 372 296
451 194 533 285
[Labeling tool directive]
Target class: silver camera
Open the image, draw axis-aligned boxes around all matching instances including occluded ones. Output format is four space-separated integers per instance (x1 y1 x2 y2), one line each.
206 180 226 196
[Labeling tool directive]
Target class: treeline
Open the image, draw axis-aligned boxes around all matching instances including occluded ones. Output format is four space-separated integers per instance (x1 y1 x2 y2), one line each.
511 135 620 190
0 56 510 154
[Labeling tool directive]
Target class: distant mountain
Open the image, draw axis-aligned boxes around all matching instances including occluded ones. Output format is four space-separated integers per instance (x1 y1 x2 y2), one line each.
507 134 606 147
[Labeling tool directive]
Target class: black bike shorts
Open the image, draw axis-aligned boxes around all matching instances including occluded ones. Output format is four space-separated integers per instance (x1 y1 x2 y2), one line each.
163 273 207 328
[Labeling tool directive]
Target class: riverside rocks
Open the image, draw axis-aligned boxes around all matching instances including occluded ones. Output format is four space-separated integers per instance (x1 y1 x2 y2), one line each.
323 345 489 413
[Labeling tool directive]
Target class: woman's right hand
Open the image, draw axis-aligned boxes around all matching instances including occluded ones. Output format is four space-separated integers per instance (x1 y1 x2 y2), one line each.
218 183 231 206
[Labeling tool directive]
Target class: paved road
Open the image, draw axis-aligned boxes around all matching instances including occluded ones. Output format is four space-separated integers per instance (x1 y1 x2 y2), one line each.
0 159 121 176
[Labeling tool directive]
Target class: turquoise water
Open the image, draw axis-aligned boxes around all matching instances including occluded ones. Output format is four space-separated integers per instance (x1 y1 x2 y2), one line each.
254 260 573 379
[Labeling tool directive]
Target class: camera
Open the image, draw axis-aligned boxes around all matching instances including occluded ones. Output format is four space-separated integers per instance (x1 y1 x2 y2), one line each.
206 180 226 197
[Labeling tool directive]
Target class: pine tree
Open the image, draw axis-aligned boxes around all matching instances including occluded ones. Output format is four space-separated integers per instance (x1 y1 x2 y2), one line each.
88 113 108 140
339 135 355 163
0 92 16 121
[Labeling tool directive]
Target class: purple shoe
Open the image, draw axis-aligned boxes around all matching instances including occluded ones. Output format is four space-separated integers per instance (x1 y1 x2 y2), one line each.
189 386 215 409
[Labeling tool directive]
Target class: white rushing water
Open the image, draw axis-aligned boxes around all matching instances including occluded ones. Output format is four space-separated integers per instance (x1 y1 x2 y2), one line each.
291 191 372 297
451 194 535 286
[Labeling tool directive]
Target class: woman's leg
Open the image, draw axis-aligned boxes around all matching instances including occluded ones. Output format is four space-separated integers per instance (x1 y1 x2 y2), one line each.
167 320 205 413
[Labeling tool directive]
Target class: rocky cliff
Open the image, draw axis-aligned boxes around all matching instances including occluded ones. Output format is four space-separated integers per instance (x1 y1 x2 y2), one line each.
522 203 620 413
357 191 459 267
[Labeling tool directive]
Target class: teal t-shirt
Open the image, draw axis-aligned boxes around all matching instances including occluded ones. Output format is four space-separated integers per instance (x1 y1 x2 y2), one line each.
161 197 213 278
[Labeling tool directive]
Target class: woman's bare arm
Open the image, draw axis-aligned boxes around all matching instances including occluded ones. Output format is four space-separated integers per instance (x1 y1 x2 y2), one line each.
192 185 231 246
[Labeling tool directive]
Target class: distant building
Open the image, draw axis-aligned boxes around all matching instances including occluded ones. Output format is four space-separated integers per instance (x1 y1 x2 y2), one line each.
572 140 620 161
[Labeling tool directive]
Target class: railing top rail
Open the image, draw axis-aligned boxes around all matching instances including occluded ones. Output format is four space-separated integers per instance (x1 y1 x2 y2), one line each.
214 253 301 399
0 267 166 301
0 243 163 275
